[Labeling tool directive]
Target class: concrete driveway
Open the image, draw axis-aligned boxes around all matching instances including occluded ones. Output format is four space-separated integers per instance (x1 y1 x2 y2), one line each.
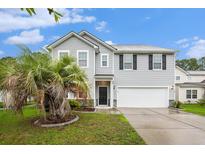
119 108 205 145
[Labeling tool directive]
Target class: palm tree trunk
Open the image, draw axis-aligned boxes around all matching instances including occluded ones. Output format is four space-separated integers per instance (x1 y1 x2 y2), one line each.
37 90 47 121
46 94 71 122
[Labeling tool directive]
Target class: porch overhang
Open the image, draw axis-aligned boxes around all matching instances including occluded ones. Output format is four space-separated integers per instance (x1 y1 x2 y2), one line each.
94 74 114 108
176 82 205 88
94 74 114 81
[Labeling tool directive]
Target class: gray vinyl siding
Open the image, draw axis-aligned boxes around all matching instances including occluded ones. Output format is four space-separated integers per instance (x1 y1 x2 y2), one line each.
49 32 176 102
51 36 95 98
81 34 114 74
113 53 175 100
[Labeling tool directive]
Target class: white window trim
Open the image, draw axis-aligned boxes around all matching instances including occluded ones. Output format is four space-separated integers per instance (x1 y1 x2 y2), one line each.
101 54 109 67
58 50 69 60
186 89 198 99
77 50 89 68
123 54 133 70
186 90 192 99
192 90 198 99
153 54 162 71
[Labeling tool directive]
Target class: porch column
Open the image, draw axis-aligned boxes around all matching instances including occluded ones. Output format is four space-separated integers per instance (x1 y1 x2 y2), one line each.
110 80 113 108
93 79 96 107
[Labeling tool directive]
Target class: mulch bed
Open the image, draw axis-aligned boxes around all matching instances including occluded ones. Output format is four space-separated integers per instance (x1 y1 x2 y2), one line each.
74 107 95 112
34 114 77 125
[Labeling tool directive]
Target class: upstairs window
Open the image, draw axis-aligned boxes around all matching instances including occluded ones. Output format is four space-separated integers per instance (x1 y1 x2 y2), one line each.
58 50 69 60
119 54 137 70
153 54 162 70
123 54 133 70
77 50 88 68
101 54 109 67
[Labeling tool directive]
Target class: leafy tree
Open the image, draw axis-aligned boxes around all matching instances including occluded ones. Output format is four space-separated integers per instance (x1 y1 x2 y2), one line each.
176 58 200 71
187 58 200 70
176 57 205 71
0 47 89 122
198 57 205 70
21 8 62 22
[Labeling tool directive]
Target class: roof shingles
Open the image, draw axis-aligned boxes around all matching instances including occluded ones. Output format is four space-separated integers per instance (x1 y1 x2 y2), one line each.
113 44 175 53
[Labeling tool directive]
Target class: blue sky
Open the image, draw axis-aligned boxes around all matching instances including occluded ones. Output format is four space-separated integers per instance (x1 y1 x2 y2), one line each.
0 8 205 59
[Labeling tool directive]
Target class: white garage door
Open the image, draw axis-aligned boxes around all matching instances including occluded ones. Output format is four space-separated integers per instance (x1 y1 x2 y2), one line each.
117 87 169 108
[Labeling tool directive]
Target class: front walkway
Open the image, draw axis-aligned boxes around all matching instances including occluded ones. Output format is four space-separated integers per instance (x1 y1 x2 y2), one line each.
119 108 205 145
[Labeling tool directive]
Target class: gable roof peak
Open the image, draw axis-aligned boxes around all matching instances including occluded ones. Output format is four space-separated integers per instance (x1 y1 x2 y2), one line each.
47 31 98 49
79 30 117 51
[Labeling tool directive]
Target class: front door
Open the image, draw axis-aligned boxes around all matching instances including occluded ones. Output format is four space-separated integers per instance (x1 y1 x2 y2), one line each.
99 87 107 105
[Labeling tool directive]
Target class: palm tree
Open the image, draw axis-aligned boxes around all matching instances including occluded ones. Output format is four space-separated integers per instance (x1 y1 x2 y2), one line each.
0 46 89 122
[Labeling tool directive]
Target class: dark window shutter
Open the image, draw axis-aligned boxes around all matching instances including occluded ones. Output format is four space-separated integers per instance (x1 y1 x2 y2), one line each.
133 54 137 70
119 55 123 70
149 55 153 70
162 54 166 70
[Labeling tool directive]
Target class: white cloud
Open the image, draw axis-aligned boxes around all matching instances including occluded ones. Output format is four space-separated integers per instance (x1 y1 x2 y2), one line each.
49 35 60 41
0 9 96 32
105 40 115 45
181 43 190 48
176 36 200 49
193 36 199 41
176 38 189 45
175 38 190 49
176 36 205 58
187 39 205 58
95 21 109 32
145 16 151 20
0 50 4 55
5 29 44 45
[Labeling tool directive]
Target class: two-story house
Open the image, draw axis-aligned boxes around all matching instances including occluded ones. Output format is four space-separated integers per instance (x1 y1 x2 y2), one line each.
47 30 176 108
175 66 205 102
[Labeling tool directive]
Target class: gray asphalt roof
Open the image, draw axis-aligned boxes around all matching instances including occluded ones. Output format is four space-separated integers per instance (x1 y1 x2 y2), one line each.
176 82 205 87
187 71 205 75
113 44 176 53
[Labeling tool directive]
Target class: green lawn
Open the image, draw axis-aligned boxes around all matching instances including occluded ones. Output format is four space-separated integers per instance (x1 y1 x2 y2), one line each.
0 101 35 108
181 104 205 116
0 107 145 145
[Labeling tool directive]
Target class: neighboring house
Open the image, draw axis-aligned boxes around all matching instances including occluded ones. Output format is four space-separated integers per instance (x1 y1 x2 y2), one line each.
47 30 176 108
175 66 205 102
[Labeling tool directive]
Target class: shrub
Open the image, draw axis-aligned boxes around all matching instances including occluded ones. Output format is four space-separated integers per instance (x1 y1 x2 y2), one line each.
82 99 94 108
172 101 182 108
196 99 205 106
176 101 182 108
0 102 3 108
69 99 81 109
